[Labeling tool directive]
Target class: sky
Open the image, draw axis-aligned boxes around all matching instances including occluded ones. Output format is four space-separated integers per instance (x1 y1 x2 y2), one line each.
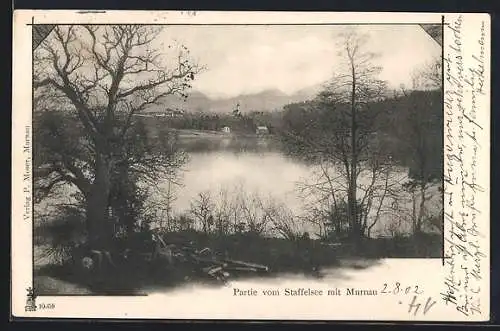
154 25 441 98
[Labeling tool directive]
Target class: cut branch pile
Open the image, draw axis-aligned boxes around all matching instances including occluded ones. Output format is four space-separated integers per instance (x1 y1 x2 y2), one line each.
151 233 269 282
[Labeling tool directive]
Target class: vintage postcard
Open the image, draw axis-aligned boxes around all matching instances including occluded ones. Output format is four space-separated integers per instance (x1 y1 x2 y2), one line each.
11 10 490 321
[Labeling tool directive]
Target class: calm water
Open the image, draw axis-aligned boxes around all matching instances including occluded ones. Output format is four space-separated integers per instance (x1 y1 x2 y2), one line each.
172 151 308 213
159 148 441 237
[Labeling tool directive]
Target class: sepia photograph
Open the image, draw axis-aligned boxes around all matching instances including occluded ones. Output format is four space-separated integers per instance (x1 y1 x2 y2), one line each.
11 11 490 321
32 22 444 295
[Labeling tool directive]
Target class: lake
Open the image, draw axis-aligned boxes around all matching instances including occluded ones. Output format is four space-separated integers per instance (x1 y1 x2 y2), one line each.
34 134 442 238
172 151 308 213
157 136 442 237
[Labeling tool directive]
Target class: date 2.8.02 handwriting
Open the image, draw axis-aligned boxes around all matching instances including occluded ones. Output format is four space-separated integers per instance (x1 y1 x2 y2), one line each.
381 282 424 295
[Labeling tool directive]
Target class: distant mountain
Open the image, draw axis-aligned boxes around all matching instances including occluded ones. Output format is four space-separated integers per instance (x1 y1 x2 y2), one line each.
143 85 322 114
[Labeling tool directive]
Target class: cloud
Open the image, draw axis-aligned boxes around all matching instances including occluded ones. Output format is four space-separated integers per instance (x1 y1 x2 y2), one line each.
157 25 441 97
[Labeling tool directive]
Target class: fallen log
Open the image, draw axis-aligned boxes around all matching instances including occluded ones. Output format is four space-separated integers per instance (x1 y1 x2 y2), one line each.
224 266 258 272
222 258 269 272
196 247 212 255
203 265 223 275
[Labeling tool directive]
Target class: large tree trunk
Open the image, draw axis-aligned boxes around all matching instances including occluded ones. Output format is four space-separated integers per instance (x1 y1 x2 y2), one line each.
411 189 417 233
86 154 113 249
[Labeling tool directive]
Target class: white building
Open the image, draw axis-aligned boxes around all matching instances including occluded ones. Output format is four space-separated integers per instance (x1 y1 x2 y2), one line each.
221 126 231 133
256 126 269 135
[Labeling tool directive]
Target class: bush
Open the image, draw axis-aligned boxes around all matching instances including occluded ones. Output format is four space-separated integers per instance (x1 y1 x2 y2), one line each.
35 205 86 265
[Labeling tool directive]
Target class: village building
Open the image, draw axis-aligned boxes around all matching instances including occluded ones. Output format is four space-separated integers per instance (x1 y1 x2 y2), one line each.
255 126 269 135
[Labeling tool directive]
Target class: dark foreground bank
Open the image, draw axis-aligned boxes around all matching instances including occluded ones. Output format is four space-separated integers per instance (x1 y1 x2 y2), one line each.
34 230 441 295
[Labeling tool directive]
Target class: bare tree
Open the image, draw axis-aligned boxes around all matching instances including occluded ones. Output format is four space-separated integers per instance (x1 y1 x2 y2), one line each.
296 160 348 240
262 199 301 241
280 31 441 242
189 191 215 234
213 187 232 236
359 158 407 238
296 153 403 240
33 25 200 248
411 57 442 90
316 29 387 242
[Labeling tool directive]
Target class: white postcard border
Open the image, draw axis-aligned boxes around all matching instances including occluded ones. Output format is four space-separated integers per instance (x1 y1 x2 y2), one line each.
11 10 491 321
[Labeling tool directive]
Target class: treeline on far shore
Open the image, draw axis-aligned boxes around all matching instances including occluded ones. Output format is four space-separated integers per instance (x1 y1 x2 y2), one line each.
136 89 443 178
